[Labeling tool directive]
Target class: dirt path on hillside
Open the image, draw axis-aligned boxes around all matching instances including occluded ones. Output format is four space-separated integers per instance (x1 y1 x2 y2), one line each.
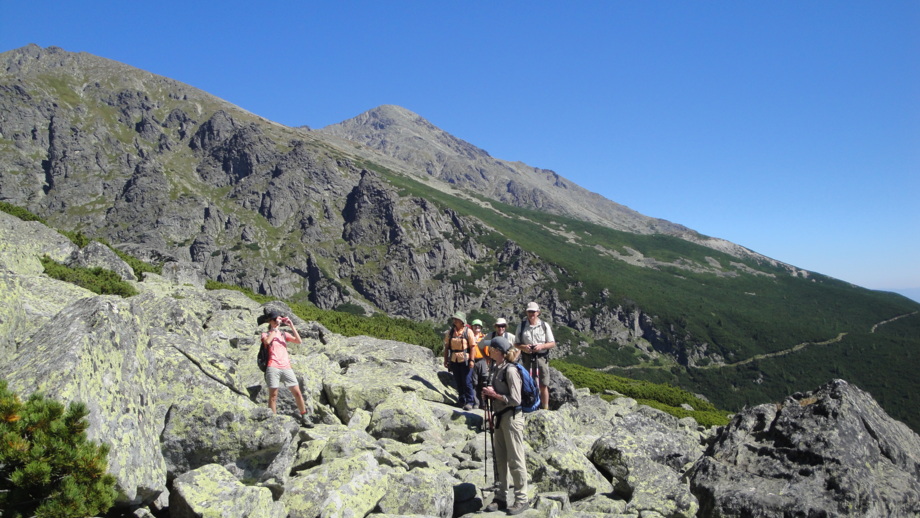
870 311 918 333
603 311 919 372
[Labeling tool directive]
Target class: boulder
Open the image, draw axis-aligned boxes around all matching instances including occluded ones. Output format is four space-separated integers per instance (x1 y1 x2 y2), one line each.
159 260 207 288
68 240 137 281
321 336 451 424
525 410 614 500
376 468 456 517
689 379 920 517
169 463 278 518
4 296 167 506
282 452 392 517
368 391 443 442
589 408 702 517
0 211 77 275
159 400 300 489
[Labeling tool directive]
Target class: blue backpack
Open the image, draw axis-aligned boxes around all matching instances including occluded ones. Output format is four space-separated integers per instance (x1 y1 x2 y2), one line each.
509 362 541 413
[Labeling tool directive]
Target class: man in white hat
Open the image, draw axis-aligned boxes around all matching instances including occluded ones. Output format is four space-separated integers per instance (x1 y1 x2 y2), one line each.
514 302 555 410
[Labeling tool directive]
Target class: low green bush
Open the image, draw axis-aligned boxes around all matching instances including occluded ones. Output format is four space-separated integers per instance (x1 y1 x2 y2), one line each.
40 256 138 297
553 360 731 426
0 201 45 223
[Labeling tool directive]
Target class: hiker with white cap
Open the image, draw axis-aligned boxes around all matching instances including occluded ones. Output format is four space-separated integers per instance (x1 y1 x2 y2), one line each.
443 311 477 410
514 302 555 410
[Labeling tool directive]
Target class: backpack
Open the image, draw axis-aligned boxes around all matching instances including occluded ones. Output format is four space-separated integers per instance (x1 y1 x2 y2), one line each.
505 362 541 413
258 330 282 372
257 341 269 372
445 326 472 360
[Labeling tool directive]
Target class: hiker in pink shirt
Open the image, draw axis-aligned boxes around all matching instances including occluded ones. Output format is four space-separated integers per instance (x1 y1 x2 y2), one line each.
259 310 312 426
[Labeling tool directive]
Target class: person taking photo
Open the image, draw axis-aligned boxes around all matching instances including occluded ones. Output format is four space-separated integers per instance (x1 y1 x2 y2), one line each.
258 310 312 426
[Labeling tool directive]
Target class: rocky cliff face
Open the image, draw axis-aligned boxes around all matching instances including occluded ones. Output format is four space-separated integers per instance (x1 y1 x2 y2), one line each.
4 44 920 436
0 44 647 341
0 46 556 322
2 211 919 517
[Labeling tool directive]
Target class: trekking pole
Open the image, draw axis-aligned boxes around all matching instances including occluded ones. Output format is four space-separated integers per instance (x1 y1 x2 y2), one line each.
489 401 499 492
530 349 540 393
483 397 491 488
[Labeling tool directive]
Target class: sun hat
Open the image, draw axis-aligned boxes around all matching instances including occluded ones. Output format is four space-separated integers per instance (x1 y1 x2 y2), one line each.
452 311 467 324
471 319 483 327
525 301 540 312
481 336 511 354
257 310 282 325
495 317 508 326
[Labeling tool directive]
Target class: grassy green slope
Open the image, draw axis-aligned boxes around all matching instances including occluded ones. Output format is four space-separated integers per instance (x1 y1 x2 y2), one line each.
367 164 920 430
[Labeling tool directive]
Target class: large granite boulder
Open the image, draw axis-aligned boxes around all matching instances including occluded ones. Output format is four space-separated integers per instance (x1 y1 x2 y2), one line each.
368 391 443 442
169 463 280 518
281 452 393 517
159 400 300 485
689 379 920 517
524 410 614 500
4 295 167 506
68 240 137 281
376 468 456 517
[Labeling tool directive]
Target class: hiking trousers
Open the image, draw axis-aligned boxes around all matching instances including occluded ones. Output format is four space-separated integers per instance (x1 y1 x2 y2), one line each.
494 409 528 506
449 361 475 406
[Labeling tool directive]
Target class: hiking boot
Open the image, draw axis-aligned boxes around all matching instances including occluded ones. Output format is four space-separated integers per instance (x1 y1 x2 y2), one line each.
484 499 507 512
506 500 530 515
300 413 314 428
463 403 473 411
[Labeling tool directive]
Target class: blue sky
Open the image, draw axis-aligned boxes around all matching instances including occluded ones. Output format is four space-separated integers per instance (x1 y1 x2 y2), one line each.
3 1 918 300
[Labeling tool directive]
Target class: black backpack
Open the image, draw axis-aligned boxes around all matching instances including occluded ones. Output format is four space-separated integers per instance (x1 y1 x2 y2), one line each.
257 341 269 372
258 329 280 372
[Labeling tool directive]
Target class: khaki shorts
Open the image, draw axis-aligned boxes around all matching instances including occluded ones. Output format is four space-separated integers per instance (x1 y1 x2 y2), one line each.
265 367 298 389
520 354 549 386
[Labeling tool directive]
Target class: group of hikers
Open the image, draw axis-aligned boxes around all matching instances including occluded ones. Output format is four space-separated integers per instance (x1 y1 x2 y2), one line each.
255 301 555 515
441 301 556 515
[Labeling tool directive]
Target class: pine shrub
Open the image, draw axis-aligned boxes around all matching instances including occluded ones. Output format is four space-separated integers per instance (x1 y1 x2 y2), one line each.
0 380 118 518
0 201 45 223
40 256 138 297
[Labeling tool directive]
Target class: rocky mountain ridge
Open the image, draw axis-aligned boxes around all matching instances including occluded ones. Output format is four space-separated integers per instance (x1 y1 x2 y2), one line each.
2 209 919 517
2 44 920 434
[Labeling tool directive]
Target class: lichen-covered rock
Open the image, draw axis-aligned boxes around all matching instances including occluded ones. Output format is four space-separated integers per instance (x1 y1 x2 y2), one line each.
321 340 450 425
68 240 137 281
282 452 392 518
368 391 443 442
0 211 77 275
589 410 701 517
525 411 613 500
4 296 167 505
591 409 704 474
689 379 920 518
376 468 456 517
160 260 206 287
169 463 277 518
159 400 299 485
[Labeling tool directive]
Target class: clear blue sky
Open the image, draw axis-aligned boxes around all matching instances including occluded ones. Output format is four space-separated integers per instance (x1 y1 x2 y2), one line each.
3 1 918 299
